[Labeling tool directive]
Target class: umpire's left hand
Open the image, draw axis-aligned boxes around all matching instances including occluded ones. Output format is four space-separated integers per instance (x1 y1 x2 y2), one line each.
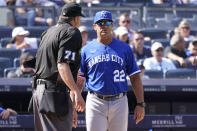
133 106 145 124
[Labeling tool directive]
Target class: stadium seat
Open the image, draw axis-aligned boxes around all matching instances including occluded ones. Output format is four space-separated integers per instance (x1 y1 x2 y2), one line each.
13 58 20 68
22 48 38 57
145 3 172 18
0 57 12 77
91 2 116 7
0 26 13 39
0 37 12 48
155 19 174 29
165 68 196 79
144 70 164 79
126 0 151 4
119 2 144 7
0 48 21 64
24 26 48 38
144 40 152 47
4 67 17 78
175 4 197 18
138 29 168 39
88 29 97 41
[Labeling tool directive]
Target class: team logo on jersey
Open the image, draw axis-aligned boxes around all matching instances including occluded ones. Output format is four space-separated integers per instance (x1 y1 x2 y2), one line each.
90 49 97 53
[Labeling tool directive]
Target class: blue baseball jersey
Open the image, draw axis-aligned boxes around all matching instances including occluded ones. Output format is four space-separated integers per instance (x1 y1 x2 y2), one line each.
80 38 140 95
0 107 5 113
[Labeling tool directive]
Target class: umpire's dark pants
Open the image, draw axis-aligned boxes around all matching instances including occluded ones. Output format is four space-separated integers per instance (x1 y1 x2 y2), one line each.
33 84 73 131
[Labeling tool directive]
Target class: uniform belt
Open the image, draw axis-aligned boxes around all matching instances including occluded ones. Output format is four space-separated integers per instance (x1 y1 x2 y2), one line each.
36 79 69 92
89 91 126 101
37 79 46 85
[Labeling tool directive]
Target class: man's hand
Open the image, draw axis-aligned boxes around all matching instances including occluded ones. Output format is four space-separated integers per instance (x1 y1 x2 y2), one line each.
0 110 10 119
178 58 187 67
58 63 85 112
133 106 145 124
72 110 78 128
77 71 85 92
189 56 197 66
70 89 85 112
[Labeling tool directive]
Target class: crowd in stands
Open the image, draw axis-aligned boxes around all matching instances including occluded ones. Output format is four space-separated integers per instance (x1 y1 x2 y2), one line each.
0 0 197 80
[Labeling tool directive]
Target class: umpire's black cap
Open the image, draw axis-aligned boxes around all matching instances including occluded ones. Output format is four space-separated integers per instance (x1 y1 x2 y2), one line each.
61 2 85 17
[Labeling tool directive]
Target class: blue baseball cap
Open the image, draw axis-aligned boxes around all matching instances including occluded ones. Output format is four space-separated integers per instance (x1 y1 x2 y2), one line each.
94 10 113 24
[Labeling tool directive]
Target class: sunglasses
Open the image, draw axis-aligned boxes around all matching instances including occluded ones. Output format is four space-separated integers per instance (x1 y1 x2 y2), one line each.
181 26 190 30
122 20 130 24
96 21 113 26
155 48 163 52
135 38 144 41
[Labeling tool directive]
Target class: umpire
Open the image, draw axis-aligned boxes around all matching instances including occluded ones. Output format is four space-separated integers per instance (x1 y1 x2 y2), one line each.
32 2 85 131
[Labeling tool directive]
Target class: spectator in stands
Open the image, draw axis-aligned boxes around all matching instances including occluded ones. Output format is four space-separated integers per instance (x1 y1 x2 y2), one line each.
164 34 197 68
152 0 190 5
130 31 152 61
7 52 35 78
0 107 17 120
152 0 165 4
188 0 197 4
137 60 149 79
15 0 53 26
178 20 194 44
79 25 89 46
36 0 60 20
173 27 180 35
172 0 190 5
187 38 197 56
143 42 176 72
0 0 16 26
186 38 197 68
0 0 6 5
117 13 135 41
114 26 129 44
6 27 38 50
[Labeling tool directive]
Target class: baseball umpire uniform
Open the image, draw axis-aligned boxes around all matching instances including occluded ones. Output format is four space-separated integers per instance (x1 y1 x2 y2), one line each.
32 2 84 131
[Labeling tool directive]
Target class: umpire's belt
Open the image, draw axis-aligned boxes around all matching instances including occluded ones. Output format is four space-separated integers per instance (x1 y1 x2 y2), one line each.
89 91 126 101
37 79 68 92
37 79 46 85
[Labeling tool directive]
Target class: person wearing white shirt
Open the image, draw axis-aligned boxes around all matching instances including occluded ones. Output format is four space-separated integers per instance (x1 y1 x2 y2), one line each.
0 0 6 5
6 27 38 50
143 42 176 72
178 20 195 44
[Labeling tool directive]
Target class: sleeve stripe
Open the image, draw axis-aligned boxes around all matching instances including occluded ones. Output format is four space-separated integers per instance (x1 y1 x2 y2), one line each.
128 70 141 76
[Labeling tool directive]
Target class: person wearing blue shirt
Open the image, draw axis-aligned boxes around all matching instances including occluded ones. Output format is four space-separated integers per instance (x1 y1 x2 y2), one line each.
0 107 17 119
78 10 145 131
0 107 5 113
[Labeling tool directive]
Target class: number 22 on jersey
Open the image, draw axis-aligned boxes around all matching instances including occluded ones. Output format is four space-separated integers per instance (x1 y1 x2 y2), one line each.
113 70 125 82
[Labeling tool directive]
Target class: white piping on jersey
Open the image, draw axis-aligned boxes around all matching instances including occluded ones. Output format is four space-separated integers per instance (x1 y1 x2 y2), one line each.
128 70 141 76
